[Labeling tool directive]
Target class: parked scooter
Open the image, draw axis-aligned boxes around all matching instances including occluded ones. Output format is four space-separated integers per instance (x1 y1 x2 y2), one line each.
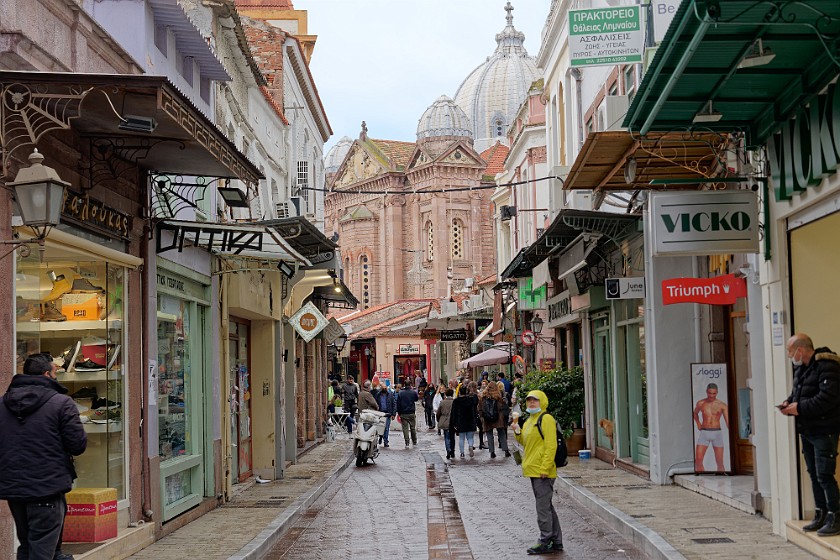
353 409 388 467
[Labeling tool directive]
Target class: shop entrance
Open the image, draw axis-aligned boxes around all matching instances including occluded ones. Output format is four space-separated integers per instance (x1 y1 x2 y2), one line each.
229 319 252 482
593 315 615 453
394 354 427 387
726 303 754 475
615 306 649 466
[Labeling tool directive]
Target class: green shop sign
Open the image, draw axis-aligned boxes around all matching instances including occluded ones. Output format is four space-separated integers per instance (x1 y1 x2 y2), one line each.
767 83 840 201
518 277 547 311
569 6 643 67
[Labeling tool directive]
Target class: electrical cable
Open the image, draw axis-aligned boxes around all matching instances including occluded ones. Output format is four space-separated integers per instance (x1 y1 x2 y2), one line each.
306 174 563 196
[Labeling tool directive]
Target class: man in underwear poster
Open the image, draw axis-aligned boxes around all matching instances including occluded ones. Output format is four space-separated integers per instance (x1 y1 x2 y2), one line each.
693 381 731 472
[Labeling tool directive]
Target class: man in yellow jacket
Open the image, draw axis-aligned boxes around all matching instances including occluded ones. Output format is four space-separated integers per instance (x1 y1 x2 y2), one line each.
513 390 563 555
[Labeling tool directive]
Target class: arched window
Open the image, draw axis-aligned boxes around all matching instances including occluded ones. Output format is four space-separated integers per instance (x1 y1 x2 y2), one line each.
426 221 434 262
361 255 371 308
451 219 465 260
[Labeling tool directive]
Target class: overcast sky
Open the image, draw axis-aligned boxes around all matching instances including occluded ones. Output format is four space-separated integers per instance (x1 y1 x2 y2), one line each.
294 0 552 152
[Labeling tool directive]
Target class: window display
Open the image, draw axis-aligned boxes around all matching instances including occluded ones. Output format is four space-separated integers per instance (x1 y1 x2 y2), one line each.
15 252 126 499
157 294 191 461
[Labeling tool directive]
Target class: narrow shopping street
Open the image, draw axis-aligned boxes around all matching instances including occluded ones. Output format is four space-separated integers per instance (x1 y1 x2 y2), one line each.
263 422 645 560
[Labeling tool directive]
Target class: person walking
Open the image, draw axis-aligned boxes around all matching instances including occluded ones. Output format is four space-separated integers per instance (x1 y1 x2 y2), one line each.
423 382 436 430
452 381 479 458
512 390 563 555
376 384 396 447
436 389 455 459
432 384 444 435
0 353 87 560
341 375 359 433
479 381 510 458
780 333 840 536
396 383 419 448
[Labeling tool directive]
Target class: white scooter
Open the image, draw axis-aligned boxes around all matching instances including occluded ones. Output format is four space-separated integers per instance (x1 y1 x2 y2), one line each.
352 409 388 467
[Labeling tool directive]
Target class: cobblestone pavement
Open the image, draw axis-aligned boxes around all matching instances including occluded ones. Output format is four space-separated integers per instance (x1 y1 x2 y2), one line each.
263 421 647 560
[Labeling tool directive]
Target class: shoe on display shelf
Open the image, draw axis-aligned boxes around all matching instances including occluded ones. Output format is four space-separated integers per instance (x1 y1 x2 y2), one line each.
69 277 104 294
41 301 67 322
54 341 82 374
44 274 73 302
71 386 98 399
107 345 121 370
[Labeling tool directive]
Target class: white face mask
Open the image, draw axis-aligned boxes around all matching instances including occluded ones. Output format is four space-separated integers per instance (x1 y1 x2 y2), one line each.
526 407 541 414
791 349 803 367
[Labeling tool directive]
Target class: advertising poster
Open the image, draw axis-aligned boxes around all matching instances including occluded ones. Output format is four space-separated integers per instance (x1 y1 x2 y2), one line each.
569 6 644 67
691 363 731 473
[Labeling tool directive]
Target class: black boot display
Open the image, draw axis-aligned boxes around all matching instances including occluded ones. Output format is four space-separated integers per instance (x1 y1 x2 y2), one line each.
803 509 827 532
817 511 840 537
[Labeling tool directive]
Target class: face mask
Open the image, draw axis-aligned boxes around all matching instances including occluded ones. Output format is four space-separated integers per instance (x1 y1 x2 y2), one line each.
526 407 541 414
791 349 803 367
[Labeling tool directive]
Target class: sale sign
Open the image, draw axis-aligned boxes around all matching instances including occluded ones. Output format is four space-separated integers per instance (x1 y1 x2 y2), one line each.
662 274 746 306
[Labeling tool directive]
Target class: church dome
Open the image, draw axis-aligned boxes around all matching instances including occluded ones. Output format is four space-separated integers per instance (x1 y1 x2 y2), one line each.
324 136 353 173
453 2 541 153
416 95 473 140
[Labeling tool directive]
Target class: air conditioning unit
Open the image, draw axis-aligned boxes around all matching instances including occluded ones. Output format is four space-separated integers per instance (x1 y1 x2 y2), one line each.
464 277 474 288
599 95 629 131
276 202 291 219
500 205 517 221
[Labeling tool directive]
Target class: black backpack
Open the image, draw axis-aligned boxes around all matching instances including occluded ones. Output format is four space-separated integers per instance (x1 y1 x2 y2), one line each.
481 397 499 422
535 413 568 468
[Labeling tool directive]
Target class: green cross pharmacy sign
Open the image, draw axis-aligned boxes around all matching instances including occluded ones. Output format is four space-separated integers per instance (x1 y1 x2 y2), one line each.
569 6 644 67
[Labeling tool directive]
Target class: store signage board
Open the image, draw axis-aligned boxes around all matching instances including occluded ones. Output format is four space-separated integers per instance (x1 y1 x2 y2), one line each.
440 329 468 342
322 318 345 345
649 191 759 256
652 0 681 43
398 344 420 355
421 329 440 340
289 301 328 343
547 290 578 328
569 6 644 67
662 274 747 305
605 278 645 300
690 363 732 473
62 190 131 240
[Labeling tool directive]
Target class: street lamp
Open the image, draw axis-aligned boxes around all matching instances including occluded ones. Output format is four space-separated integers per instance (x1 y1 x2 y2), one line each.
2 149 69 259
530 315 544 334
333 333 347 352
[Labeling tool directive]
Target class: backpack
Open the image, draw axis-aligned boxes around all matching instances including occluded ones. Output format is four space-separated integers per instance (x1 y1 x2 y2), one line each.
535 413 568 468
482 397 499 422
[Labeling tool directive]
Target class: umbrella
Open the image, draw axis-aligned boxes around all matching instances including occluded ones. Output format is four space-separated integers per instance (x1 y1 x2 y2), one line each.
458 342 513 368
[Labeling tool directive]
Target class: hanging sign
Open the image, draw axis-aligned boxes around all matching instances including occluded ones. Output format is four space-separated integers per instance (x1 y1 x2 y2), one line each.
605 277 645 300
662 274 747 306
440 329 468 342
652 0 681 43
289 301 328 342
569 6 644 67
322 318 345 345
421 329 440 340
649 191 759 256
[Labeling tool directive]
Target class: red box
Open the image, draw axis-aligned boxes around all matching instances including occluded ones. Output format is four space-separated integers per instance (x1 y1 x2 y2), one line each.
62 488 118 542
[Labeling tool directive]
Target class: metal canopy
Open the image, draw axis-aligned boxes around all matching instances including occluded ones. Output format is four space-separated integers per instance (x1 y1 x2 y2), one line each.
564 131 729 191
623 0 840 147
258 217 338 267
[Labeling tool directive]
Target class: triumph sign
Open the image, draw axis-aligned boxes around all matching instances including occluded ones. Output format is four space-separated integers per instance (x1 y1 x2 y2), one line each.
649 191 759 256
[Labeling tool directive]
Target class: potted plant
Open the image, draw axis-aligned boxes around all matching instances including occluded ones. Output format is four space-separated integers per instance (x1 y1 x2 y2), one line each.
518 365 586 453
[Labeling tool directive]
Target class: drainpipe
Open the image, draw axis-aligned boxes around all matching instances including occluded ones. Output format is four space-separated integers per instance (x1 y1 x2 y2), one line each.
571 68 584 151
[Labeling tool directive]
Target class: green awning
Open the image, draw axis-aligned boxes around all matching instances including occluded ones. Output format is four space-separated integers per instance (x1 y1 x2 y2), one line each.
624 0 840 147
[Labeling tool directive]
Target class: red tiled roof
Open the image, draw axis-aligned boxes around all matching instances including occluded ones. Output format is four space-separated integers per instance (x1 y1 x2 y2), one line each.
259 86 289 125
351 306 429 338
477 274 497 287
338 299 433 327
236 0 294 7
480 142 509 175
370 139 415 169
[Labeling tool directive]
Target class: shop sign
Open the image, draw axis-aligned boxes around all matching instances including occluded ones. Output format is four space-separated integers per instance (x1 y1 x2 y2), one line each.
398 344 420 355
767 83 840 202
421 329 440 340
289 301 328 343
605 278 645 300
377 371 392 386
322 318 345 345
652 0 681 43
662 274 746 306
540 359 556 372
649 191 759 256
440 329 467 342
518 277 547 311
62 190 131 240
569 6 644 67
156 271 207 301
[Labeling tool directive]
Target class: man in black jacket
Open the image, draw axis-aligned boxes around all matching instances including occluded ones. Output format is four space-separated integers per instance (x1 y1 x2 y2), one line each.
780 334 840 536
0 353 87 559
396 384 419 448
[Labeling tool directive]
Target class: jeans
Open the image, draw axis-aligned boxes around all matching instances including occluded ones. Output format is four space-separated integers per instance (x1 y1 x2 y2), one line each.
8 494 67 560
486 427 508 455
443 429 454 456
400 413 417 445
458 431 475 455
425 407 436 428
801 433 840 512
382 415 392 445
530 477 562 546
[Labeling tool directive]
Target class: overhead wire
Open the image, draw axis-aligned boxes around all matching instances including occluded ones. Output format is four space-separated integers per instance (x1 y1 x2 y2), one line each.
300 174 563 196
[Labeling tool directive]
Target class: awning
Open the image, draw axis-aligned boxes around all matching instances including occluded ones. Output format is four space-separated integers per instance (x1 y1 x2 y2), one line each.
459 342 513 369
623 0 840 146
563 131 730 192
471 322 494 345
500 247 537 280
0 72 261 184
258 217 338 268
311 279 359 308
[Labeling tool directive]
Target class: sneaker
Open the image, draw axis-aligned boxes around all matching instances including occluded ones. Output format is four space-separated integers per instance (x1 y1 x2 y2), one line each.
383 443 389 448
107 345 121 370
74 359 105 371
551 541 563 551
54 552 75 560
69 277 103 293
406 444 410 449
526 543 553 555
71 387 98 399
412 441 417 446
469 446 475 457
491 452 497 458
41 301 67 322
460 453 465 458
505 450 512 458
44 275 73 302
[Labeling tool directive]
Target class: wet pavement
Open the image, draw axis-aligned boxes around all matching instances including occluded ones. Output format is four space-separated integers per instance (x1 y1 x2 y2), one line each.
263 422 647 560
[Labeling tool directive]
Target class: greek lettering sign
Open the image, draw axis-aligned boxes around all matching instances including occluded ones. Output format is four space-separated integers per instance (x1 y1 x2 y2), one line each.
289 301 328 343
767 83 840 201
569 6 644 67
546 290 578 329
662 274 747 306
649 191 759 256
62 190 131 240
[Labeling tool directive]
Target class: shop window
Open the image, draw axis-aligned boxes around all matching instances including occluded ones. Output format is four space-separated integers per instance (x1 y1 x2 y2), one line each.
624 66 636 102
451 219 465 260
297 161 309 213
15 256 127 499
426 221 434 262
361 255 371 309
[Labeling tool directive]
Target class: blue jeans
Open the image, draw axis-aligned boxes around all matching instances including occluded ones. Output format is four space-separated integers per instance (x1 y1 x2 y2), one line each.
458 431 475 455
443 429 454 455
801 433 840 512
382 415 392 445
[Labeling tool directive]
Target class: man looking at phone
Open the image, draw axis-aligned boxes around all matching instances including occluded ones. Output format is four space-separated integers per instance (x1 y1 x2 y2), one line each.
780 333 840 537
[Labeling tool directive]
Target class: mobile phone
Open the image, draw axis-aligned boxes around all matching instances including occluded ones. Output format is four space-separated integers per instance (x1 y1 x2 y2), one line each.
776 404 786 409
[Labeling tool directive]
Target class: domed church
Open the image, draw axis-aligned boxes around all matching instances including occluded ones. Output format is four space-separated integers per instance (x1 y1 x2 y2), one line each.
324 3 539 308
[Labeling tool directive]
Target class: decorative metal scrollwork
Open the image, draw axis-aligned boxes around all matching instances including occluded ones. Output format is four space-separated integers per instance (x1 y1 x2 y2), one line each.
150 173 226 219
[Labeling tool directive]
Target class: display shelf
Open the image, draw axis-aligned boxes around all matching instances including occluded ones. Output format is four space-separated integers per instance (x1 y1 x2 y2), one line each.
60 368 121 383
16 319 121 333
84 421 122 434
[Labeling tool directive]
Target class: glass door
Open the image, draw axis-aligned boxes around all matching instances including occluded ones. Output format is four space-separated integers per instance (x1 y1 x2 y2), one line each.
229 320 252 482
593 317 614 451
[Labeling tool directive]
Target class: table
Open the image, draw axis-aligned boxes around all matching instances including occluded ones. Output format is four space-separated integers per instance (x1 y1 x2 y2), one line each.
327 410 351 435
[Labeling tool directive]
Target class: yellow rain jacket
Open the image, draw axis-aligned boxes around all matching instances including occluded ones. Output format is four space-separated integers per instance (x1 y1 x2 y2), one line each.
513 390 558 479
